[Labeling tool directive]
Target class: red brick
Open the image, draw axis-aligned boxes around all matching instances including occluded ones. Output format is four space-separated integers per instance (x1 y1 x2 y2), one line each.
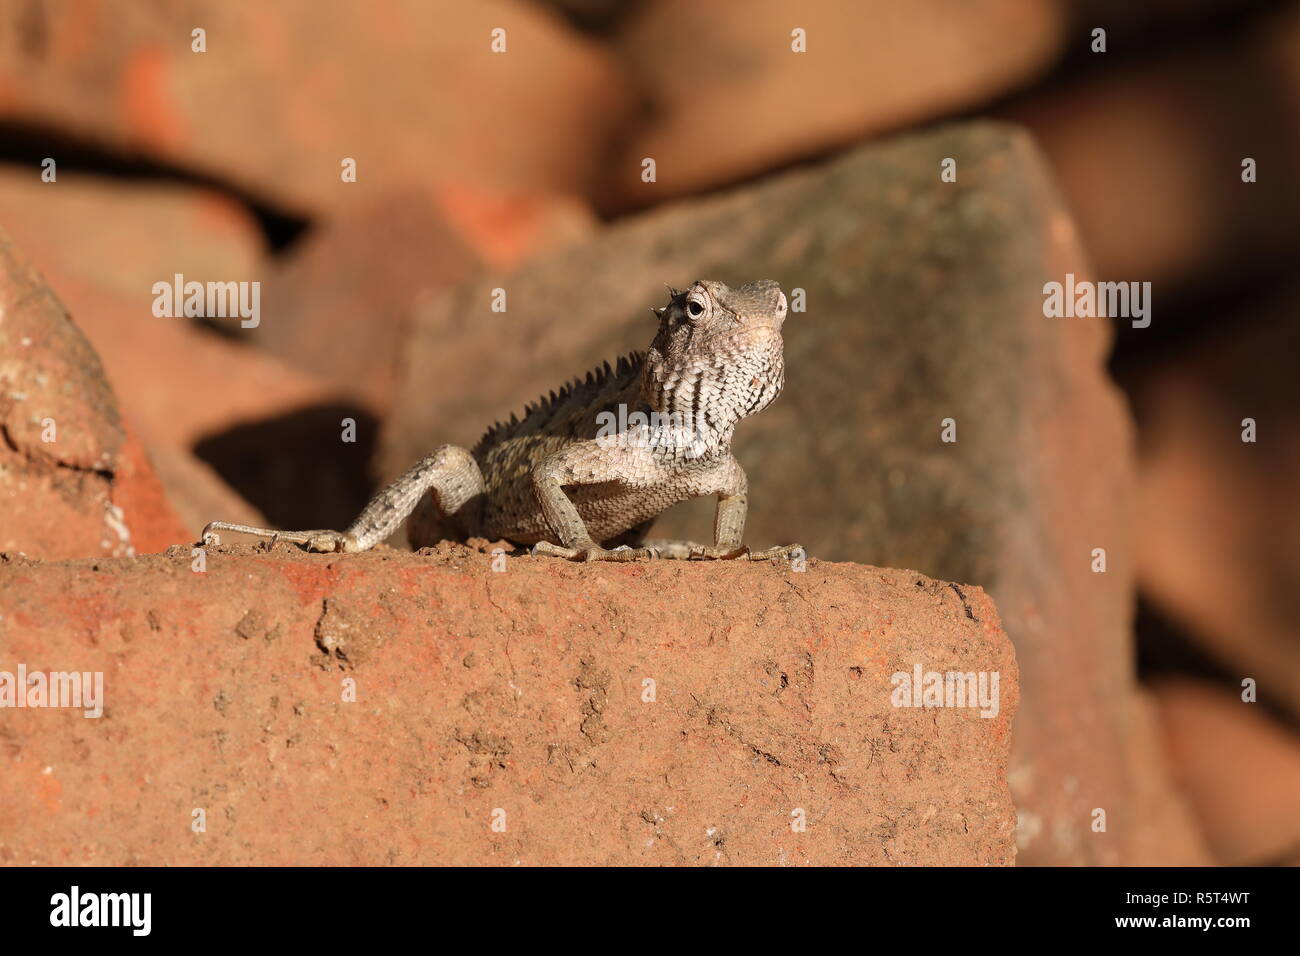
0 550 1018 866
603 0 1064 208
999 7 1300 290
0 0 633 215
0 167 262 305
0 229 186 557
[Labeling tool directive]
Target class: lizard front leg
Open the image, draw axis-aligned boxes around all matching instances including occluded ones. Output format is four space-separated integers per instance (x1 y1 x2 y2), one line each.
709 489 804 561
645 460 802 561
529 447 655 562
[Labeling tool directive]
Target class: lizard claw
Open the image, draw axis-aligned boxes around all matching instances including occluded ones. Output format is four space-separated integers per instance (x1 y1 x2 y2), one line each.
637 541 805 561
688 544 750 560
745 543 805 562
531 541 580 559
581 546 656 562
304 532 357 553
531 542 657 562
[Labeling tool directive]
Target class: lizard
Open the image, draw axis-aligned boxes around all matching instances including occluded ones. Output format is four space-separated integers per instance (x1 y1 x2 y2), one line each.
200 279 801 563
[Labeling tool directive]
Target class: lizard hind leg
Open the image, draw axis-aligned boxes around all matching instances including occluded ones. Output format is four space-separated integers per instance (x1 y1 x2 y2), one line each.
199 522 357 553
200 445 485 554
387 444 486 550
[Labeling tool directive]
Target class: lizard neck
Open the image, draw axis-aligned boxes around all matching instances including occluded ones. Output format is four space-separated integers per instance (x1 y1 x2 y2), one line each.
639 343 784 460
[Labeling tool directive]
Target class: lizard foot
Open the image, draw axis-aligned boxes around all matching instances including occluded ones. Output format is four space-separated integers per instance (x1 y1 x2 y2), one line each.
688 545 750 560
745 543 804 562
531 542 656 562
299 531 360 553
642 540 804 561
641 539 744 560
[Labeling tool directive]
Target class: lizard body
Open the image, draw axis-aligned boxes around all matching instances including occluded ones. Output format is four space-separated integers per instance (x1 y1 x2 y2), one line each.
202 279 800 562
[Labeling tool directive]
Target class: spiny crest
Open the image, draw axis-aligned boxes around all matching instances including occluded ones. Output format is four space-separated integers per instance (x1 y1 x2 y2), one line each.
474 351 645 452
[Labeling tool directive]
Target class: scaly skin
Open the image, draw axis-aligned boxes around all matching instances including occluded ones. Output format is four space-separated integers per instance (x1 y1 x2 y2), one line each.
201 280 802 563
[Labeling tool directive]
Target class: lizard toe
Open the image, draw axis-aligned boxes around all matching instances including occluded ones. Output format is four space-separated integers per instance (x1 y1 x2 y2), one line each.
304 531 355 553
746 543 805 561
531 541 581 560
581 546 656 562
688 544 749 560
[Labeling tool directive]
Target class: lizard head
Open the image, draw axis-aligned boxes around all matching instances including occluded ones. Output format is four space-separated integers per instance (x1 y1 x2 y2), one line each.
644 279 788 435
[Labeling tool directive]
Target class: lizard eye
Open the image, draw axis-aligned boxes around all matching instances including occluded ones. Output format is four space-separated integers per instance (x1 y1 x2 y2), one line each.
686 299 704 318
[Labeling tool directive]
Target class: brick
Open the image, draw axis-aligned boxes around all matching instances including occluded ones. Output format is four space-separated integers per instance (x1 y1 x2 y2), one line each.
603 0 1064 208
0 167 262 305
0 550 1017 866
998 7 1300 291
256 190 482 411
0 0 632 214
0 229 186 557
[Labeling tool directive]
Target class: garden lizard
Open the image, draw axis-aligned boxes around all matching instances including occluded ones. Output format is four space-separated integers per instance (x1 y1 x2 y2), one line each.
201 279 801 562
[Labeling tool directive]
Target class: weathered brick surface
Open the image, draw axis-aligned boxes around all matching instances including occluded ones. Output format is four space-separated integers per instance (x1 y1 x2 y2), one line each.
0 230 186 557
0 549 1017 866
0 245 337 543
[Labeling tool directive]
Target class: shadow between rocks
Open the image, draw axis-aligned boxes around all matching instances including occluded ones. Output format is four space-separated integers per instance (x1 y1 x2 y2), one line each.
193 403 379 533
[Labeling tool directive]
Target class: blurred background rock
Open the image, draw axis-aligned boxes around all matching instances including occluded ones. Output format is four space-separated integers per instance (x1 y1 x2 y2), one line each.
1 0 1296 865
